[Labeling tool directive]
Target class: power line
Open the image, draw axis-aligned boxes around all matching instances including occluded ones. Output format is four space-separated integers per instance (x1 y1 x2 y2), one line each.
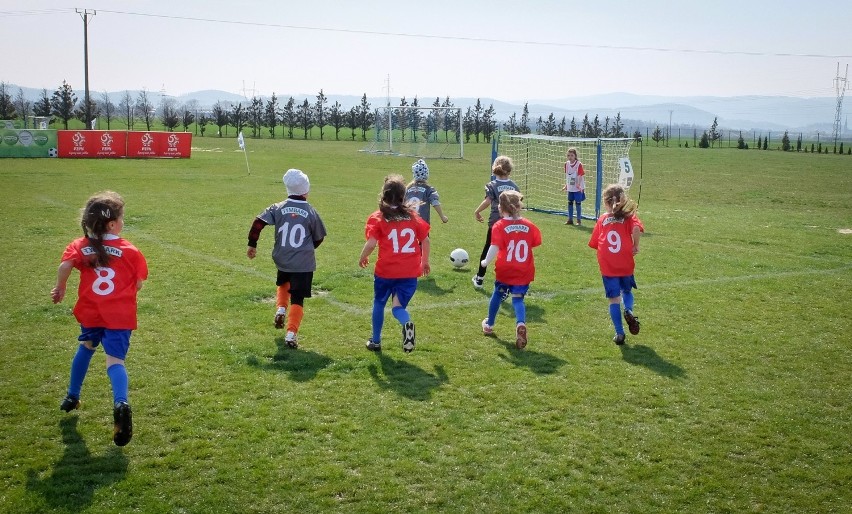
15 7 849 60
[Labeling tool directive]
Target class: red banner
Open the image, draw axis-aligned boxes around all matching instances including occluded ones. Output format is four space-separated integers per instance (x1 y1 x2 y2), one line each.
57 130 192 158
127 131 192 158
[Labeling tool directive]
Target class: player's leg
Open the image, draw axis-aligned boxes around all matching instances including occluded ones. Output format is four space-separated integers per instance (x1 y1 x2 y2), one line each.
483 284 505 334
621 276 640 335
603 277 626 344
61 326 101 412
391 279 417 352
102 329 133 446
275 271 291 329
367 277 392 350
575 200 582 225
473 227 492 287
567 198 574 224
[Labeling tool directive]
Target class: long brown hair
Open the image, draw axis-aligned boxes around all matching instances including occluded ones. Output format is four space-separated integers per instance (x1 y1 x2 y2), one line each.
602 184 636 220
81 191 124 267
498 190 524 218
379 174 414 221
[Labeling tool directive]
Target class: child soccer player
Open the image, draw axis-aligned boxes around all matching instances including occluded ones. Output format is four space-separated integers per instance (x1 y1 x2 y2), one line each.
51 191 148 447
472 155 520 289
359 174 431 353
247 169 327 348
479 190 542 349
588 184 645 345
560 147 586 225
405 159 449 225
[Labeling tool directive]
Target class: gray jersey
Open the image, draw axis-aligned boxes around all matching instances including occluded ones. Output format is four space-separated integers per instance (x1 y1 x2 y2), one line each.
485 179 520 225
258 199 327 272
405 183 440 224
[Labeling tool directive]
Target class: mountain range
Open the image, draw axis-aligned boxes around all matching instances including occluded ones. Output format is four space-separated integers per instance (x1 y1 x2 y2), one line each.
6 83 846 134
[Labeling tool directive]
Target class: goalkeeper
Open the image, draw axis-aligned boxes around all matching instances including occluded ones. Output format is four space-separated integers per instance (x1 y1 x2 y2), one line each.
560 147 586 225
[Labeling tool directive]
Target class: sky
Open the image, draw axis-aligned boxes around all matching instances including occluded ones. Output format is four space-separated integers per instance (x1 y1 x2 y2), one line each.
3 0 851 104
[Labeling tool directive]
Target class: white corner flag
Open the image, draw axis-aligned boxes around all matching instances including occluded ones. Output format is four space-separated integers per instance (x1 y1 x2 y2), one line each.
237 131 250 175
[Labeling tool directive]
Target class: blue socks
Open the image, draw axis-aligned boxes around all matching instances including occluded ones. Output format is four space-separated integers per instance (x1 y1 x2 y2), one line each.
371 300 386 343
567 202 574 219
107 363 129 404
486 290 502 326
576 202 582 220
609 303 624 335
392 306 410 325
622 291 634 312
67 344 95 398
512 296 526 325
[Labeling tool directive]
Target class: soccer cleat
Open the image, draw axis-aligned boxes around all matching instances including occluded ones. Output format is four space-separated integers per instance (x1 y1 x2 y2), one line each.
365 339 382 352
285 331 298 349
565 219 574 225
60 396 80 412
274 309 286 329
613 333 626 345
113 401 133 447
481 318 494 336
402 321 416 353
576 219 582 226
472 275 484 289
624 310 640 335
515 323 527 350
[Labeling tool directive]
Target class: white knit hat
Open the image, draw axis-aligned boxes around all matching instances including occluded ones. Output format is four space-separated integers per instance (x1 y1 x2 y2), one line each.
412 159 429 181
283 168 310 196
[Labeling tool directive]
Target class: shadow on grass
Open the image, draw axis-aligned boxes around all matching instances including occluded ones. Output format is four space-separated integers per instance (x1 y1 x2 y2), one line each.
492 337 567 375
26 416 128 512
367 352 449 401
417 276 455 296
619 344 686 379
246 337 333 382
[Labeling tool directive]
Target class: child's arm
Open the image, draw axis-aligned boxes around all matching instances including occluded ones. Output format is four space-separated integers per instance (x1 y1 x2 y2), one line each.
632 226 641 255
474 198 490 223
51 260 75 304
480 245 498 268
359 238 378 268
246 218 268 259
433 204 448 223
420 236 431 276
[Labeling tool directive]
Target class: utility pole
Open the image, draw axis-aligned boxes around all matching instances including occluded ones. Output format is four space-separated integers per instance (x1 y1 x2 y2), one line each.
668 109 673 147
832 62 849 150
76 9 96 130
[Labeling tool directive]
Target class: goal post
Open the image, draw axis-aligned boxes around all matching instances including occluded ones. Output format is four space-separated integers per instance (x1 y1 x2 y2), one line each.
498 134 636 220
361 106 464 159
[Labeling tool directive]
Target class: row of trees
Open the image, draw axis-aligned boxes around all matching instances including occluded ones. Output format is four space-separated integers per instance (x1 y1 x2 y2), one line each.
502 103 631 139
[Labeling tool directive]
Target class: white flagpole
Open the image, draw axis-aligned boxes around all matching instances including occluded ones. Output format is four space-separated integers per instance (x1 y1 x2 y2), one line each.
238 131 250 175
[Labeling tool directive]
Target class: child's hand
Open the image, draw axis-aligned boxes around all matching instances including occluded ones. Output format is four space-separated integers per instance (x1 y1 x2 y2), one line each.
359 256 369 268
561 184 567 192
246 247 257 259
475 211 484 223
421 262 431 276
50 286 65 304
632 245 640 255
441 215 448 224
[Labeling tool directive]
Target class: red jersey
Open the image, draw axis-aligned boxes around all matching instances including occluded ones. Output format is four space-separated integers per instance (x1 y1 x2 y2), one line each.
490 217 542 285
365 211 430 279
588 213 644 277
60 236 148 329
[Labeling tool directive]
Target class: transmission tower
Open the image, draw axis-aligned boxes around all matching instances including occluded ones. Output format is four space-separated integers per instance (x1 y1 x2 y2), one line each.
832 63 849 149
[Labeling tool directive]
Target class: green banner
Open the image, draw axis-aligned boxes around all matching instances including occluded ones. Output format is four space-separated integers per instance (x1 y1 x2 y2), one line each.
1 120 24 129
0 129 58 158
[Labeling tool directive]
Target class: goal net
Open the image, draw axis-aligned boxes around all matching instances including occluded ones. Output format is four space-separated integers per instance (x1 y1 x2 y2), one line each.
361 106 464 159
498 134 636 220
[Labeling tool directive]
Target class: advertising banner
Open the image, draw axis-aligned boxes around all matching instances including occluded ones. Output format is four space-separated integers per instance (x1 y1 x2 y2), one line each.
0 129 58 158
127 131 192 158
57 130 129 158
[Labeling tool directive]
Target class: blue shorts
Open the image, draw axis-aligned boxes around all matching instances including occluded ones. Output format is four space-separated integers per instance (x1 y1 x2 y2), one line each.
373 276 418 307
78 325 132 360
602 275 637 299
494 280 530 297
568 191 585 202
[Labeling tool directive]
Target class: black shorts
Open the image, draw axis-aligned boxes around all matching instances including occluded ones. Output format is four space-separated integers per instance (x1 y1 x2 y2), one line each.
276 270 314 298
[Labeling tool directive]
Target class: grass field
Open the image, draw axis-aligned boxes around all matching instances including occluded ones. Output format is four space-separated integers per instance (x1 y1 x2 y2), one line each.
1 137 850 513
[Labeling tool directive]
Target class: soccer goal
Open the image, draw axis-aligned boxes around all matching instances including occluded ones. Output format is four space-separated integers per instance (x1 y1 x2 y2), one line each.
498 134 636 220
361 106 464 159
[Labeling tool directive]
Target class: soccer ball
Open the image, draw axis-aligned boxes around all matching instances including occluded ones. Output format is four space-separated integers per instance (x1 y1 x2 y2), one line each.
449 248 469 268
48 147 58 158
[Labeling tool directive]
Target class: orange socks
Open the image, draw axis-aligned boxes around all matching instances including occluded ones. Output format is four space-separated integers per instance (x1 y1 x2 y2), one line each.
287 304 304 333
276 285 290 310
